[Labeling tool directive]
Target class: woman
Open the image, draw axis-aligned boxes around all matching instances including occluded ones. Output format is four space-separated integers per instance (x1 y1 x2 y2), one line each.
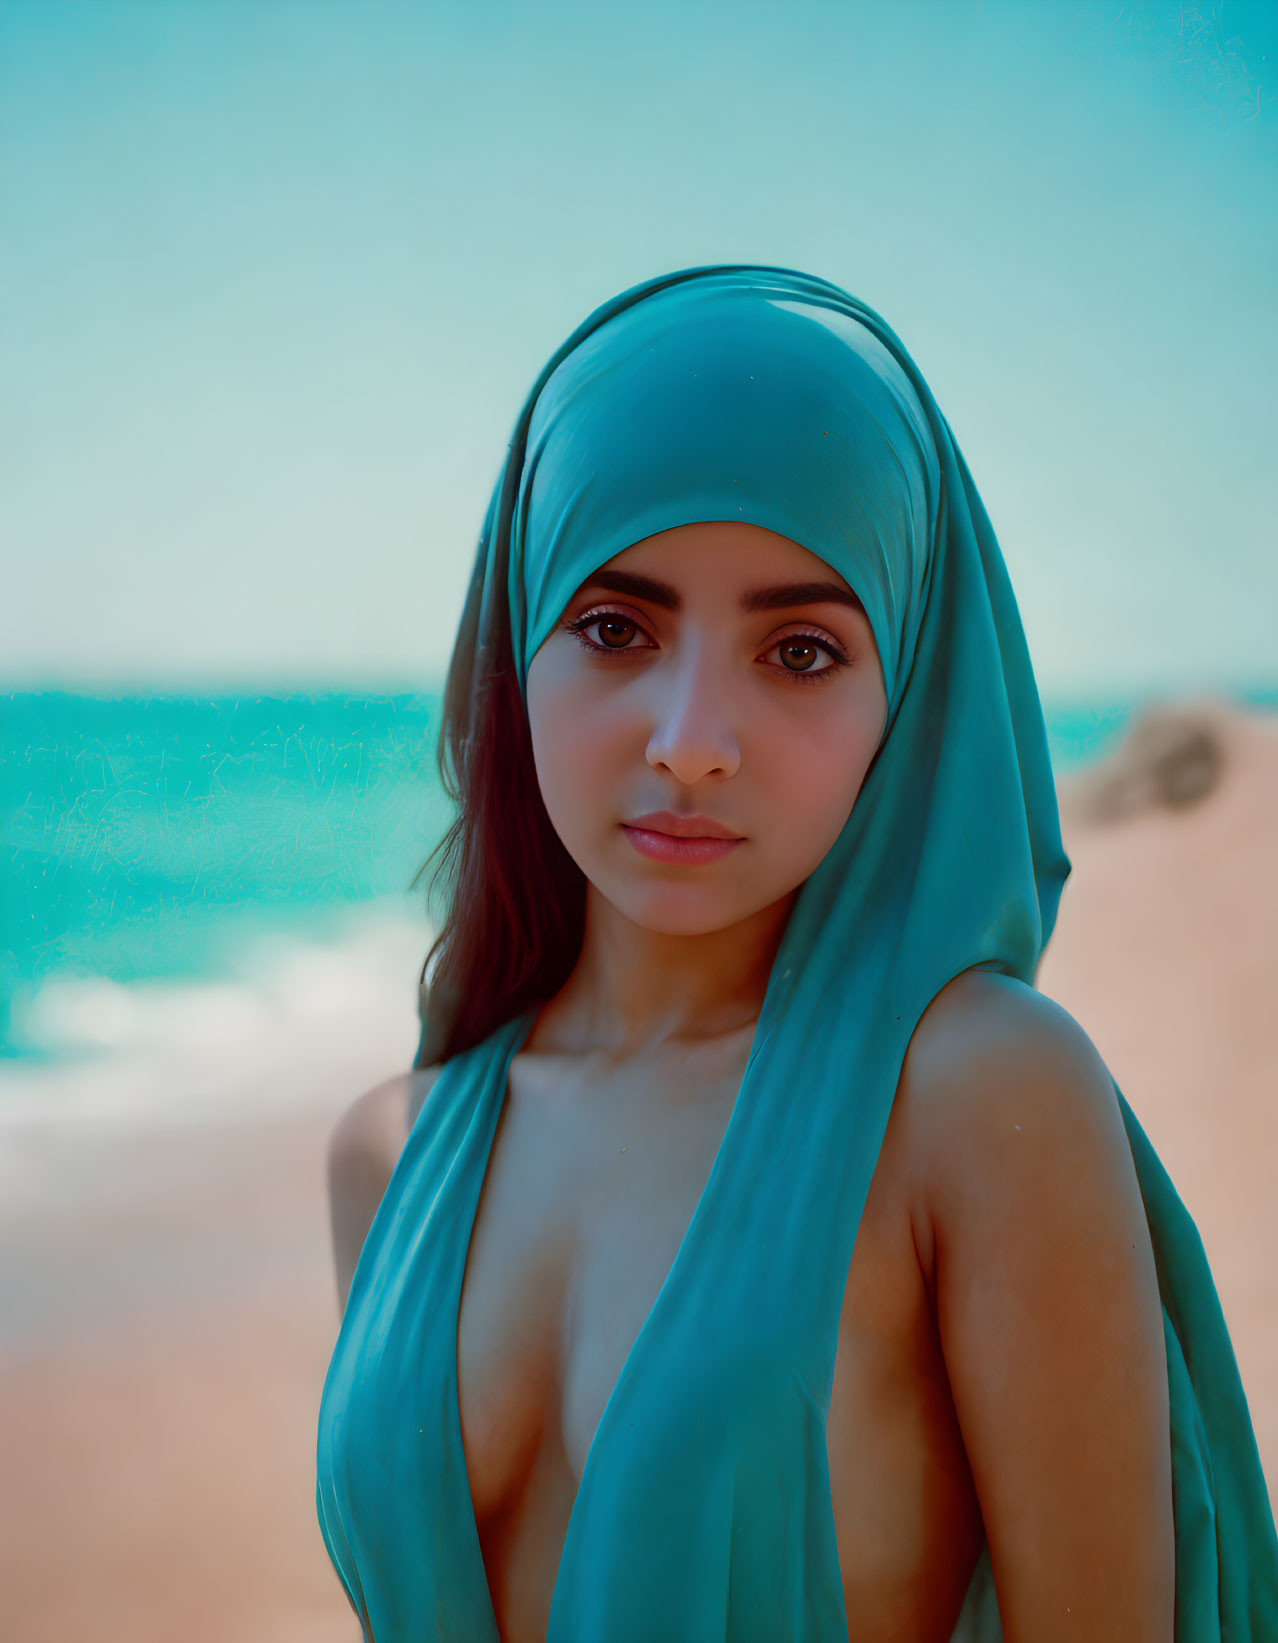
316 266 1278 1642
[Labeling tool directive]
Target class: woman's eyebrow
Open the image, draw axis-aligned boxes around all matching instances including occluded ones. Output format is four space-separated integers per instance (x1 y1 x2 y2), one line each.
740 580 865 615
586 569 681 609
581 569 864 616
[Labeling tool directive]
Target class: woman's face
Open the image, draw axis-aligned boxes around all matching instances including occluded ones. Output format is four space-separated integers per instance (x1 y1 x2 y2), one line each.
525 521 889 936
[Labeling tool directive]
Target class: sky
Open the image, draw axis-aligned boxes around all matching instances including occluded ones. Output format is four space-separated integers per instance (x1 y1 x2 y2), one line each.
2 0 1275 698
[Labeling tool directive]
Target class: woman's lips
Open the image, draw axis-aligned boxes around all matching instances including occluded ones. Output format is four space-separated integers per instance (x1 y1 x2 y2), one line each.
620 815 744 866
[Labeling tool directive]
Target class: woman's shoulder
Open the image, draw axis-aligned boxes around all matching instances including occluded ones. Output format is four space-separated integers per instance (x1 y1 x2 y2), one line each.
903 968 1116 1114
328 1063 445 1179
894 969 1131 1222
327 1063 445 1308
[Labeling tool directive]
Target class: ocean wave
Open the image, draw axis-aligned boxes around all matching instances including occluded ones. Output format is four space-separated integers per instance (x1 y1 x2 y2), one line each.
0 900 433 1132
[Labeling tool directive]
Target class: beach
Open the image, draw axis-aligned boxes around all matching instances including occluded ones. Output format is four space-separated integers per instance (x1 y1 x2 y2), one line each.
1040 700 1278 1489
0 906 426 1643
1 701 1274 1641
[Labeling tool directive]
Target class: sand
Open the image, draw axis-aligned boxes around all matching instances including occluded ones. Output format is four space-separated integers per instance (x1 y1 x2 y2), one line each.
1 701 1274 1640
0 1112 365 1643
1040 700 1278 1493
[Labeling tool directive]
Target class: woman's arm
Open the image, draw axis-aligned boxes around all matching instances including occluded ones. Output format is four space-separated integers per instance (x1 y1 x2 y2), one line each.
327 1067 440 1311
904 973 1174 1643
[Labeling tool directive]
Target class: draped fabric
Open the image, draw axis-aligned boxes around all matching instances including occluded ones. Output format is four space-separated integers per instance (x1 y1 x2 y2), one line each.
317 266 1278 1639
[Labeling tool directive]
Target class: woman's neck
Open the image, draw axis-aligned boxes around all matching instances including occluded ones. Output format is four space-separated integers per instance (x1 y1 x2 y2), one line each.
533 885 796 1061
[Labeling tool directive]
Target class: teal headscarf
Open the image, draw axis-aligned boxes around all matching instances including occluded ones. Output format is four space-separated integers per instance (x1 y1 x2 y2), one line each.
318 266 1277 1640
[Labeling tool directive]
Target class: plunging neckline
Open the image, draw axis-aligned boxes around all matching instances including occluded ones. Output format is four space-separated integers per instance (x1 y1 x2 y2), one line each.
446 1006 761 1637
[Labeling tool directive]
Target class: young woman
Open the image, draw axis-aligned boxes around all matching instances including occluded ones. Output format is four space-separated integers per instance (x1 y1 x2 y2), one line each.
316 266 1278 1643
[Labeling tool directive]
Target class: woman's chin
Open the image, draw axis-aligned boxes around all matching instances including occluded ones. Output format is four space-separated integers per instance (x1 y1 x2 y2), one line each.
595 880 767 939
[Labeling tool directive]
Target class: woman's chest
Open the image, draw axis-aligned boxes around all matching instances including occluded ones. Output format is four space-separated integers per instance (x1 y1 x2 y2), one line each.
450 1048 982 1641
455 1051 742 1524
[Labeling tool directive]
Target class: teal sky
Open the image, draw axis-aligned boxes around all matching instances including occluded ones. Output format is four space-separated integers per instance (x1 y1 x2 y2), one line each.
2 0 1275 697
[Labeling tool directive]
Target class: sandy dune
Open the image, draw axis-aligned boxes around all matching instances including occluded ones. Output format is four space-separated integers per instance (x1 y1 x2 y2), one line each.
1 702 1273 1641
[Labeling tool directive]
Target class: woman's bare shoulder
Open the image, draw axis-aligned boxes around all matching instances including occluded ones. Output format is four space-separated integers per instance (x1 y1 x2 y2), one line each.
328 1064 444 1173
895 969 1129 1219
902 968 1115 1114
327 1063 445 1309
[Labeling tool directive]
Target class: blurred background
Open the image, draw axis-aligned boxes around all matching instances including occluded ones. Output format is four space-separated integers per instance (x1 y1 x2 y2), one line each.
1 1 1275 1637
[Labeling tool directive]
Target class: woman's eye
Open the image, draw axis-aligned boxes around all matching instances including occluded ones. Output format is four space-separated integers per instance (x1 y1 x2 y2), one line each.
593 616 641 649
764 633 847 680
567 611 653 653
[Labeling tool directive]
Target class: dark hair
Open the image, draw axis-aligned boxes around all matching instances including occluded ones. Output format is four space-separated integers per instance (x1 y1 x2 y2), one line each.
412 594 586 1065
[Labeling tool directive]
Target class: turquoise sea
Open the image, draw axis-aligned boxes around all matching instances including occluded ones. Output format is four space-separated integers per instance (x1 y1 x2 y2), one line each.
3 687 1275 1068
1 692 449 1065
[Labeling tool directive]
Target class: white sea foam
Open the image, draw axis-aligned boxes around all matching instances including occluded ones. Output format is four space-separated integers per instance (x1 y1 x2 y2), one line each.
0 900 434 1135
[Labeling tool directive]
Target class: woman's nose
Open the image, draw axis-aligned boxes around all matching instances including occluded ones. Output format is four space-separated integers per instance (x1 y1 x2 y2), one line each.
644 644 742 784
